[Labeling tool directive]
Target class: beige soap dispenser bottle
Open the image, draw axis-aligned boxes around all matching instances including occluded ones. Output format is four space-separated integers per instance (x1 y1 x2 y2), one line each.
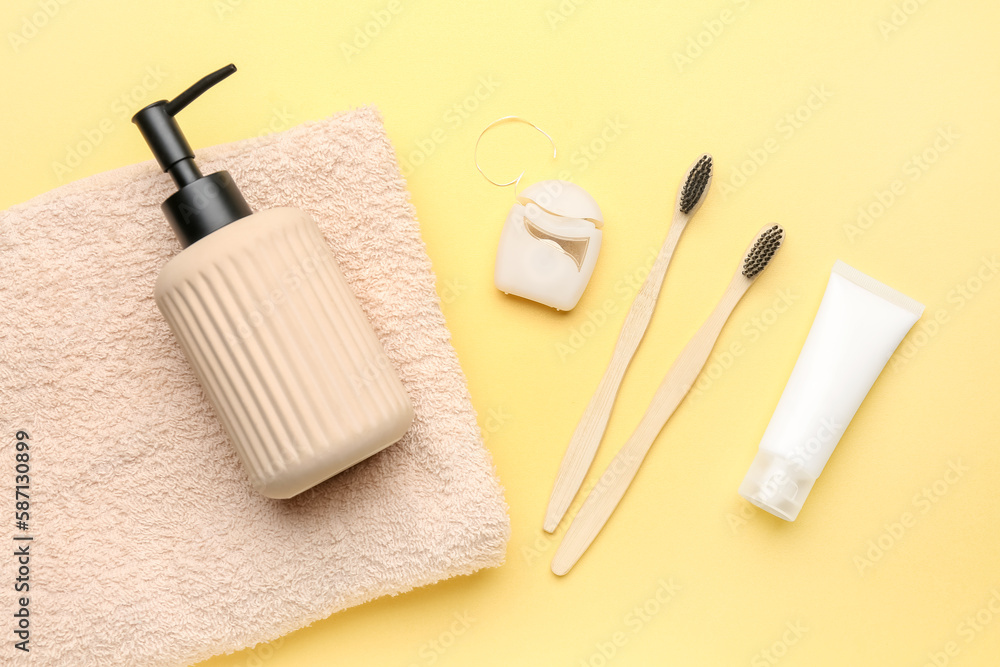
133 64 414 498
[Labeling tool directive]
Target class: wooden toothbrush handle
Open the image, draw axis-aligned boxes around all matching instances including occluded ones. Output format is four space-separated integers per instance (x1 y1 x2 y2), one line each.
551 278 748 575
544 218 686 532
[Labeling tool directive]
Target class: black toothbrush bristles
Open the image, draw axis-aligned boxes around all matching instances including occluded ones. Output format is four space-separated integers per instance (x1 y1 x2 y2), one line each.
679 154 713 214
742 225 784 279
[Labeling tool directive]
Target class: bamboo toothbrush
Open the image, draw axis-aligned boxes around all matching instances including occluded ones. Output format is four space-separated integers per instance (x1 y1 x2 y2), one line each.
551 224 785 575
544 154 713 533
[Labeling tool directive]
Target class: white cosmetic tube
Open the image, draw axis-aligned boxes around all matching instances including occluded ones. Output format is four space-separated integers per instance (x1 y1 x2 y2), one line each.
739 260 924 521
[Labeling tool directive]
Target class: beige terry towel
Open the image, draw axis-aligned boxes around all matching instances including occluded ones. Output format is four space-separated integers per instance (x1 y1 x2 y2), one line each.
0 107 509 666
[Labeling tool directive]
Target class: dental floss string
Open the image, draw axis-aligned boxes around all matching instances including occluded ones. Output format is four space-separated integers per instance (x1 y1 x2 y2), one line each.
474 116 557 195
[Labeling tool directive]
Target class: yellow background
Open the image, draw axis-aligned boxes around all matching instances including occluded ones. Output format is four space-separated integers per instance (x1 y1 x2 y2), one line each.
4 1 1000 665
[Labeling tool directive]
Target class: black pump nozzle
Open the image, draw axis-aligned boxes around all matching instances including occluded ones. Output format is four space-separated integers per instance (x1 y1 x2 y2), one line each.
133 64 252 248
164 64 237 117
133 64 236 188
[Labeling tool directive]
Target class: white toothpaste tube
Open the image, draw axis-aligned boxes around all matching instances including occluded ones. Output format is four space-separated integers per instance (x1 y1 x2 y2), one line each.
739 260 924 521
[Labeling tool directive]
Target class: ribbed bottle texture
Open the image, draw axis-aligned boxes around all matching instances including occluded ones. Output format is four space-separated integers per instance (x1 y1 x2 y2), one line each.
155 208 413 498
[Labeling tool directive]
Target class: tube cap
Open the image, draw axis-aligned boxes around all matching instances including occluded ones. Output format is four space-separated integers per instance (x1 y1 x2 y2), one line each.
738 450 816 521
161 171 251 248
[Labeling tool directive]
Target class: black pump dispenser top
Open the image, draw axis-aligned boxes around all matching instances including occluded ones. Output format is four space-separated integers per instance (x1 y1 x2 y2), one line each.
132 64 252 248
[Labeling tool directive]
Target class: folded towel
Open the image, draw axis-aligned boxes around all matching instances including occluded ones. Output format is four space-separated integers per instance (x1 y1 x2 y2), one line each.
0 107 509 666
